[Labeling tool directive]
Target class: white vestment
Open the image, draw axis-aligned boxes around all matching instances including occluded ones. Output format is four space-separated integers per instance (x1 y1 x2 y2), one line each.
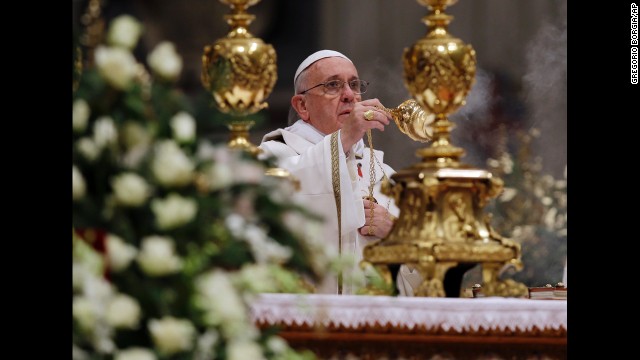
259 120 422 295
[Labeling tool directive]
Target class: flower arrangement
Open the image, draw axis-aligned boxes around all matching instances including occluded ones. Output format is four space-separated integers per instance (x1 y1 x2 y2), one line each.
459 124 568 288
72 15 336 360
452 67 567 290
486 128 567 286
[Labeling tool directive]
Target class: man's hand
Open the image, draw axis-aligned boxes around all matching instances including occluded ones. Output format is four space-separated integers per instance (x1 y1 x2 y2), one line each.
359 199 396 238
340 99 392 153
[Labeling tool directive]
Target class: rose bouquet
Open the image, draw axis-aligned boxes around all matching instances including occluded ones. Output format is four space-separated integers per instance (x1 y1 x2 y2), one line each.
72 15 336 360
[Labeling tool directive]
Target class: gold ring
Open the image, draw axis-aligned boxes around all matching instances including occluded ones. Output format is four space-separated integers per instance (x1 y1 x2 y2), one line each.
364 110 375 121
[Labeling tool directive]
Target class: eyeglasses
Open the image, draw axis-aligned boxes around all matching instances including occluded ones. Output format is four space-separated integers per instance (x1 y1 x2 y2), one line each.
298 79 369 95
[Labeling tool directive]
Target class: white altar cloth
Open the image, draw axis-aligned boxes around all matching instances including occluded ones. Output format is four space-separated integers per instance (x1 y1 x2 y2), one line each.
250 293 567 333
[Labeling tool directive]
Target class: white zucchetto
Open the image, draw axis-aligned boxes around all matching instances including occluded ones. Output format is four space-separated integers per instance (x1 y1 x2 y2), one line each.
294 50 353 89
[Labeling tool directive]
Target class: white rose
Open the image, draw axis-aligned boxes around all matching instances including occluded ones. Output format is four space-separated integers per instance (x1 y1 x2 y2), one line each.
151 140 194 187
299 217 333 274
111 172 151 207
106 234 137 272
233 161 265 184
82 274 114 302
105 294 141 329
227 339 265 360
195 140 218 161
121 121 151 150
77 137 100 162
93 116 118 149
72 262 86 291
121 145 151 170
73 234 105 280
233 192 255 218
151 193 197 230
243 225 292 264
73 296 97 331
147 41 183 81
207 162 234 191
195 270 250 338
107 15 143 50
95 45 139 90
74 275 115 353
266 336 289 355
137 235 182 276
194 330 219 360
148 317 195 355
72 165 86 201
170 112 196 143
238 264 277 293
73 344 89 360
225 214 245 237
115 348 157 360
119 121 151 169
73 99 90 133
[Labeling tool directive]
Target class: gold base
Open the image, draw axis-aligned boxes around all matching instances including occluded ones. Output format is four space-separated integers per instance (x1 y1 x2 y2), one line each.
363 239 527 297
363 158 526 298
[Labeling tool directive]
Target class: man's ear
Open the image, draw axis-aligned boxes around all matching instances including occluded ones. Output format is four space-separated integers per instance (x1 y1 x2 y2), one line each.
291 95 309 121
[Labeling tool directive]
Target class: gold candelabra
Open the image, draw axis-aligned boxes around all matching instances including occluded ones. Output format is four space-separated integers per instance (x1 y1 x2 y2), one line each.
363 0 527 298
201 0 277 156
201 0 299 189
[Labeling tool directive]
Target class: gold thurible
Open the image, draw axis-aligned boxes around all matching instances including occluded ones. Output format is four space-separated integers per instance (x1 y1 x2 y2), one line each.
378 99 435 143
362 0 527 298
201 0 277 156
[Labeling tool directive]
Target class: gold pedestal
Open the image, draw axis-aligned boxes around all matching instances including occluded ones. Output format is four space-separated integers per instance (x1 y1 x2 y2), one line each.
362 0 526 298
364 164 525 297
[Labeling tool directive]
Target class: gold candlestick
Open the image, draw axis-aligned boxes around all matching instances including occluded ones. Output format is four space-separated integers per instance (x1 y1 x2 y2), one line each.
201 0 277 156
363 0 527 298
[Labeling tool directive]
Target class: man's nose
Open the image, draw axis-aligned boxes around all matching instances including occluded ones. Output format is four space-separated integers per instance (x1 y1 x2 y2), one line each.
340 83 356 101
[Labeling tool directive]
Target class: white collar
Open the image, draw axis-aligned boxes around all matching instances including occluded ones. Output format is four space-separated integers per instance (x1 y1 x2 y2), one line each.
287 120 366 157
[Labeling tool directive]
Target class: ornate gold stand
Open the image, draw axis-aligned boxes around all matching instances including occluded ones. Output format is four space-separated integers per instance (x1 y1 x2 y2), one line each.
362 0 527 298
201 0 298 186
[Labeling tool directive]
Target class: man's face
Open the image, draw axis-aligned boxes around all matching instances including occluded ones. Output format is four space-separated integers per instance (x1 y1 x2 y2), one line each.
297 57 362 135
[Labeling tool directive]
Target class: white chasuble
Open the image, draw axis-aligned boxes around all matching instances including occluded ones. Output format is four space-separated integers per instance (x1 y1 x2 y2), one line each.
259 120 421 295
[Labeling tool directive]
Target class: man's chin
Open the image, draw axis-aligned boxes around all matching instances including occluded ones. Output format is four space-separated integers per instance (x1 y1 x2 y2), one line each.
337 114 349 124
